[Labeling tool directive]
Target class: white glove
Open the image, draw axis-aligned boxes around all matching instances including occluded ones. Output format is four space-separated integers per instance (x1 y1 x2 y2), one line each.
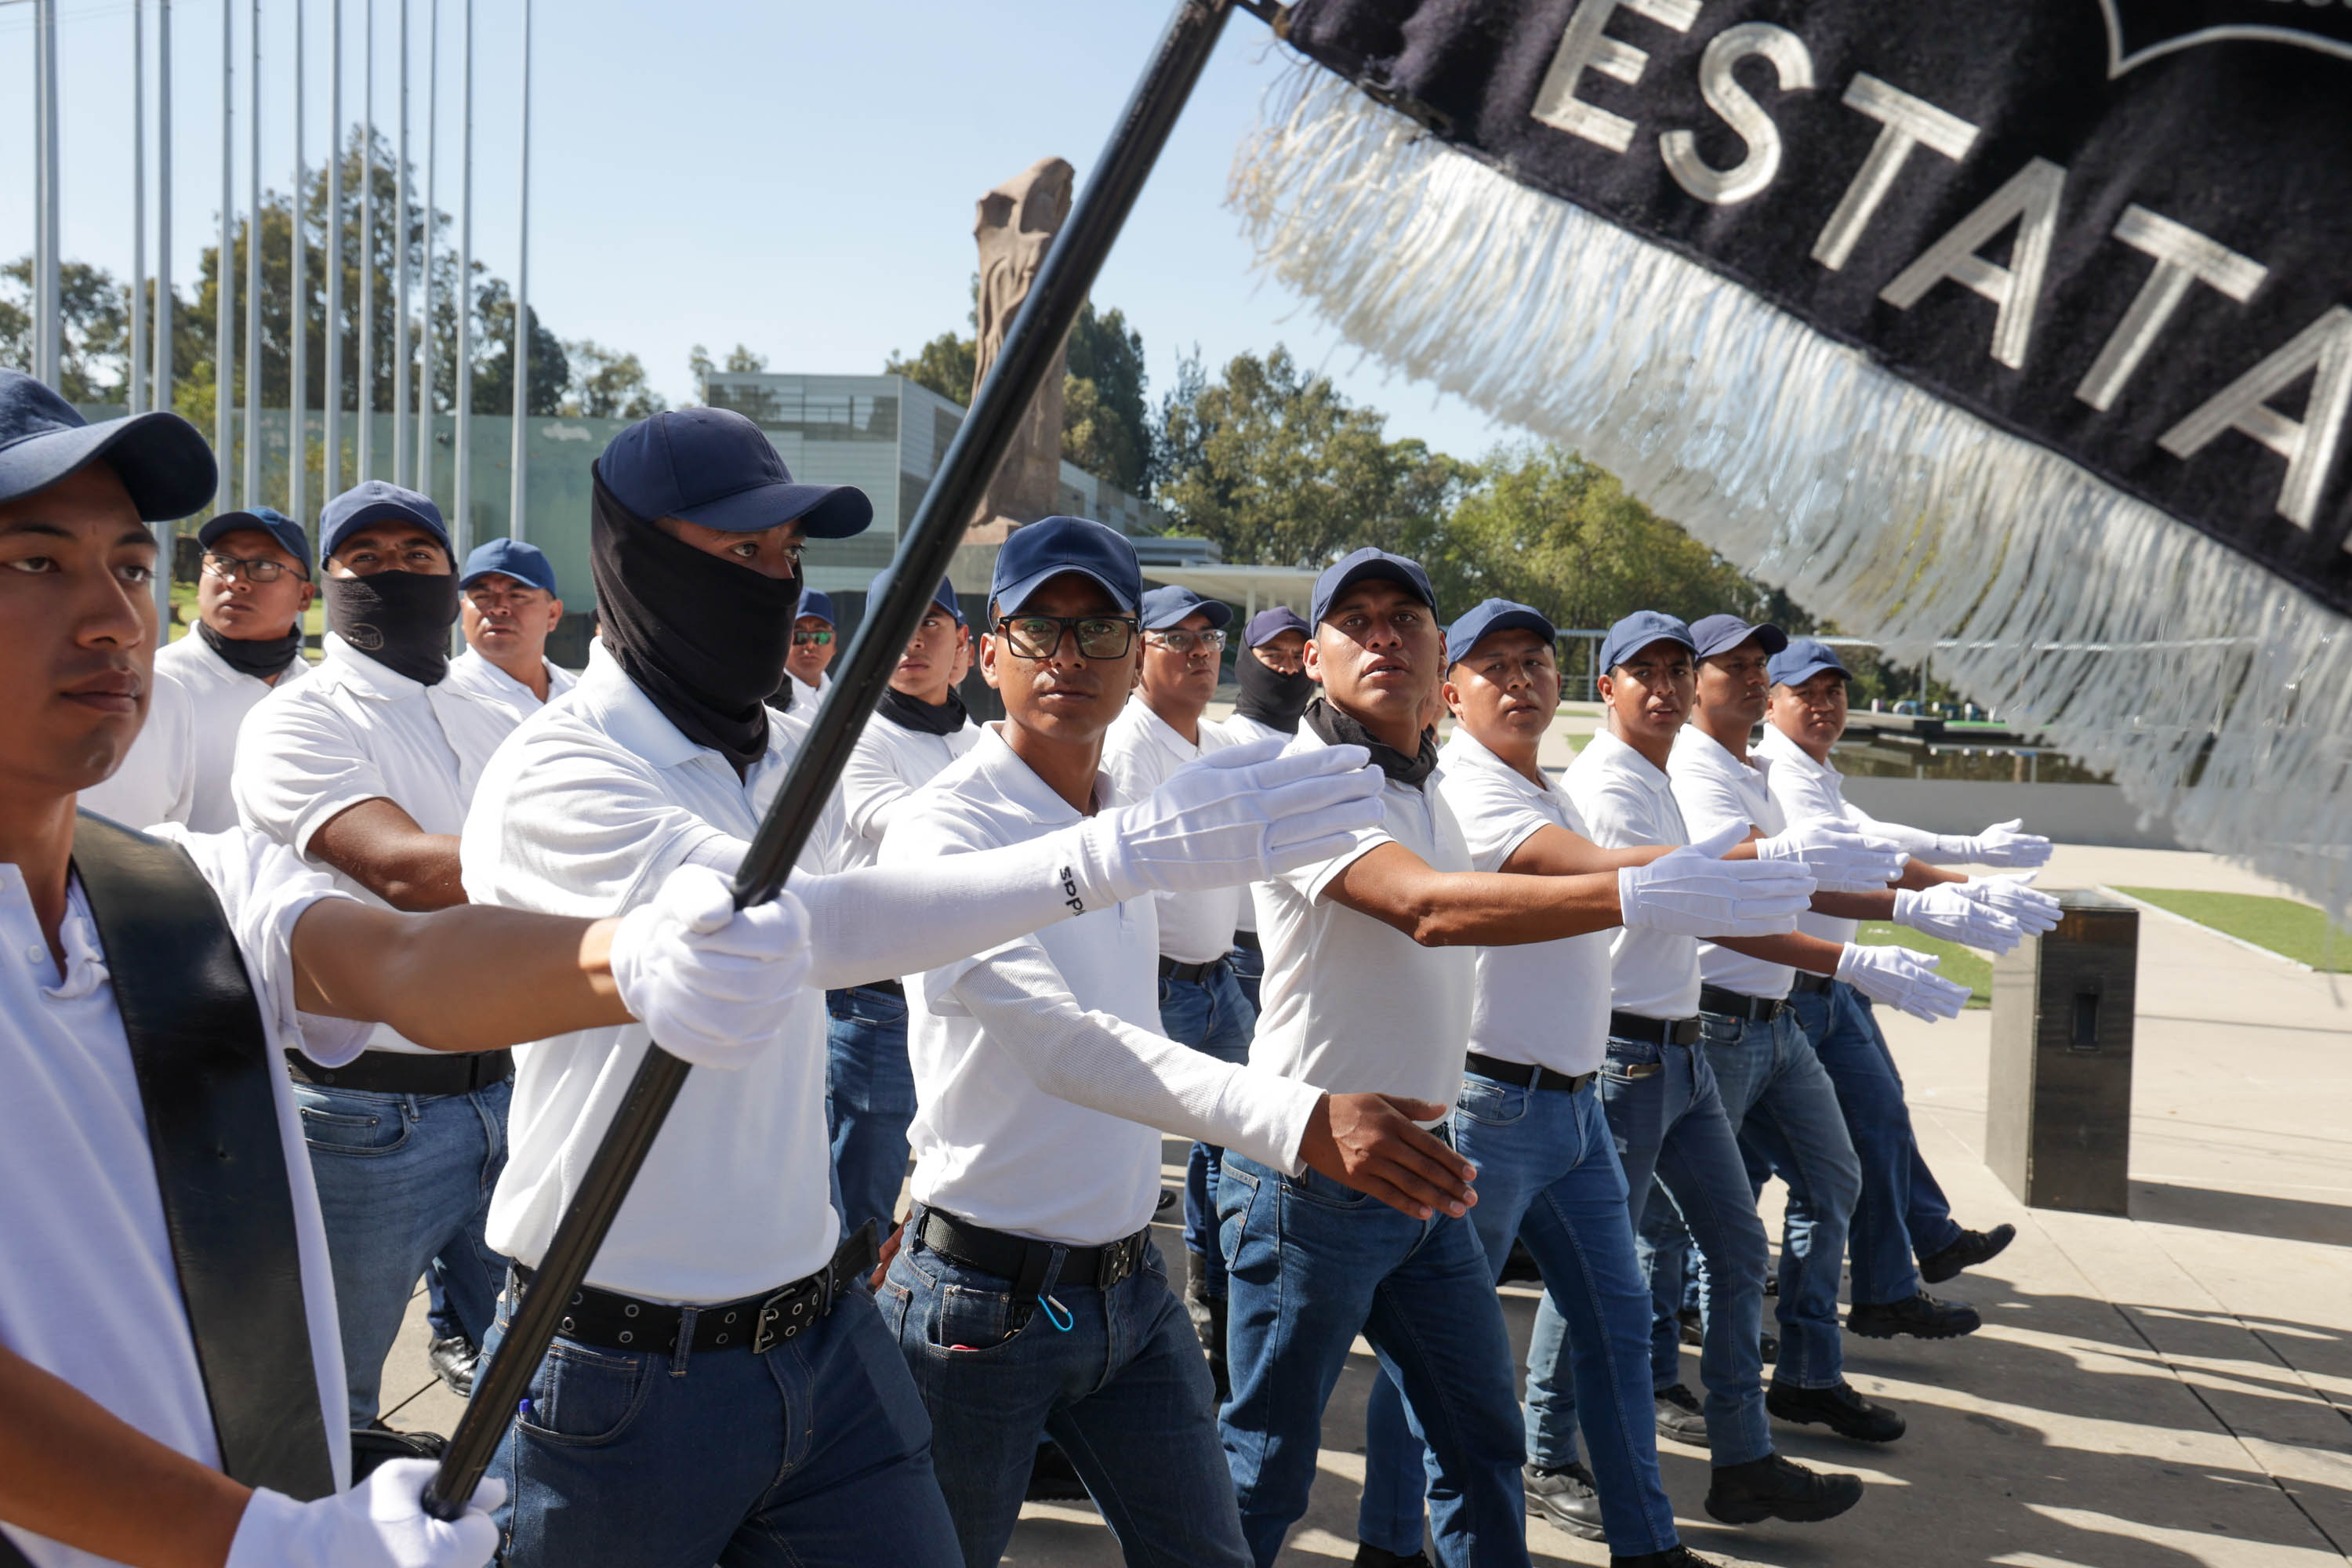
1963 871 2061 935
227 1462 503 1568
1893 884 2025 955
1066 737 1384 905
1837 942 1969 1021
1755 819 1909 893
1932 818 2053 868
610 864 813 1069
1619 821 1815 938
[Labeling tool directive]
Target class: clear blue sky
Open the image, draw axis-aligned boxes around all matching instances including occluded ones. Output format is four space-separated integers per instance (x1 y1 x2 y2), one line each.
0 0 1516 460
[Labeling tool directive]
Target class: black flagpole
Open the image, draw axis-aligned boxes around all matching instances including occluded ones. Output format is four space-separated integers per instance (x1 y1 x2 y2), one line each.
424 0 1243 1519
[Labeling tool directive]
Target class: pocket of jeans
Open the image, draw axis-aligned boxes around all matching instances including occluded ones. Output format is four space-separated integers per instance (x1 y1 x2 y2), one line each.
1700 1014 1743 1047
1454 1077 1527 1128
1218 1163 1261 1274
515 1341 648 1447
1283 1163 1372 1211
296 1096 412 1157
925 1279 1031 1356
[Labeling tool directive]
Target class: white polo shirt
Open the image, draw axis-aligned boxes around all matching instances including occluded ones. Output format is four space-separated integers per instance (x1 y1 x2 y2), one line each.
77 665 197 832
441 644 579 728
1250 724 1475 1112
460 644 850 1303
1102 701 1245 966
1218 712 1288 748
1668 726 1796 1002
1 826 366 1568
837 702 981 873
1563 730 1701 1022
155 629 314 833
234 633 520 1054
1435 730 1613 1077
885 725 1316 1247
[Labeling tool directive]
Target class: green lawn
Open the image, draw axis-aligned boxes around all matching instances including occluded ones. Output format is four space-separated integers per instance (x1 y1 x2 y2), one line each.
1854 920 1994 1007
2114 887 2351 973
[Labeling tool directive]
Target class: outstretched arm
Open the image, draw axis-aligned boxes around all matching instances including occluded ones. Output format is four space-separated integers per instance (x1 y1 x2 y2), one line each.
309 798 466 912
1326 840 1628 946
290 899 625 1051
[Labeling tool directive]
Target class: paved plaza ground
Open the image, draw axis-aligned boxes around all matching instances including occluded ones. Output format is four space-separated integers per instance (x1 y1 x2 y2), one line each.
379 844 2352 1566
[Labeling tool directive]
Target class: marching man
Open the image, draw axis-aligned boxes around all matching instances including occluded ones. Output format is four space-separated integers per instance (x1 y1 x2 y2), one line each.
443 537 575 718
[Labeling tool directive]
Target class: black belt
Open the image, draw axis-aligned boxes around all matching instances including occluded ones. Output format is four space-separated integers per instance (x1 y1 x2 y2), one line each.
1607 1011 1702 1045
917 1207 1152 1298
1700 985 1788 1022
1789 971 1835 995
1232 930 1261 955
284 1047 513 1096
514 1221 880 1357
862 978 906 999
1158 955 1230 983
1464 1053 1595 1093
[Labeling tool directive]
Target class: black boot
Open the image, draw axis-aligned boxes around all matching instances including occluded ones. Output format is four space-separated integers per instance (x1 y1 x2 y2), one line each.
1352 1544 1430 1567
1204 1290 1231 1406
1184 1249 1214 1339
1767 1378 1906 1442
426 1334 478 1399
1846 1290 1982 1340
1024 1440 1090 1502
1653 1382 1708 1444
1523 1459 1604 1541
1920 1223 2016 1284
1611 1548 1722 1568
1704 1452 1864 1524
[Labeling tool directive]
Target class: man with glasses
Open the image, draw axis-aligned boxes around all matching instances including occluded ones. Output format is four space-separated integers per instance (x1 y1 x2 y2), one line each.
829 572 979 1243
445 537 574 717
85 506 318 834
1102 585 1250 1398
878 517 1465 1568
782 588 839 714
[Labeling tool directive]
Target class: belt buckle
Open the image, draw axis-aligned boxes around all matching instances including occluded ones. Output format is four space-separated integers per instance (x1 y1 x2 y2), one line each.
751 1280 811 1354
1097 1236 1138 1290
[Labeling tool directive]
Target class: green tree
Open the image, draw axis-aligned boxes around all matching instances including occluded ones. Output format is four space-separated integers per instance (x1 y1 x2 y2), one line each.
0 259 130 401
1154 345 1471 566
562 339 665 419
884 331 976 404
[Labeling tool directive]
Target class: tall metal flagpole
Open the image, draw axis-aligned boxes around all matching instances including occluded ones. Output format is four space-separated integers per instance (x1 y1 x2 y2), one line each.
422 0 1243 1520
391 0 410 488
416 0 436 498
157 0 180 627
356 0 374 482
32 0 60 391
242 0 262 509
216 0 236 506
134 5 150 416
452 0 472 557
506 0 528 544
322 0 342 502
289 0 307 527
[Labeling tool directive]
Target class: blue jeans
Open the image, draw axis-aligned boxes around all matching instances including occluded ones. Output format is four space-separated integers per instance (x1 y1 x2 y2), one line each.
1524 1032 1771 1469
881 1211 1247 1568
1699 1007 1860 1389
1158 961 1257 1298
1360 1077 1679 1558
481 1277 960 1566
1218 1149 1527 1568
1790 982 1962 1304
1639 1185 1693 1390
1229 940 1263 1014
827 985 914 1239
295 1076 510 1425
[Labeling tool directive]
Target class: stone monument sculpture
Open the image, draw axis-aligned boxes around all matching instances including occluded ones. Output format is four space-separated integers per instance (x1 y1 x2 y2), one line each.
967 156 1074 542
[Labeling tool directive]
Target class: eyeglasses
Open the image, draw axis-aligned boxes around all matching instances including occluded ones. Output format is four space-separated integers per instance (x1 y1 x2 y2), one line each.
1147 629 1227 655
202 551 307 585
792 630 833 647
993 614 1140 661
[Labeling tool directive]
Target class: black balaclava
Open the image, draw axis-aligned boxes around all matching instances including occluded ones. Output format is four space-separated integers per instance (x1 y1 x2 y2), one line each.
322 569 459 686
1301 694 1438 786
878 684 969 737
590 466 801 778
1235 644 1315 734
196 618 304 681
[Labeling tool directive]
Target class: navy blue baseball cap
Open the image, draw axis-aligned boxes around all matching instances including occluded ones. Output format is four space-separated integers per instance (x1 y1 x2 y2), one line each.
320 481 450 561
1446 598 1557 668
1689 612 1789 660
597 408 871 539
1599 611 1697 674
198 506 312 574
869 565 966 627
1244 606 1310 647
460 537 558 596
795 588 836 626
0 369 216 521
1138 584 1232 633
989 516 1142 615
1769 637 1850 688
1309 546 1436 627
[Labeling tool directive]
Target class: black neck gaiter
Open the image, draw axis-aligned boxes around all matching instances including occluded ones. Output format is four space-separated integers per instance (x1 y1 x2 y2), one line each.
323 570 459 686
1301 695 1439 786
1235 649 1315 734
197 618 303 682
878 684 968 737
590 468 801 778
